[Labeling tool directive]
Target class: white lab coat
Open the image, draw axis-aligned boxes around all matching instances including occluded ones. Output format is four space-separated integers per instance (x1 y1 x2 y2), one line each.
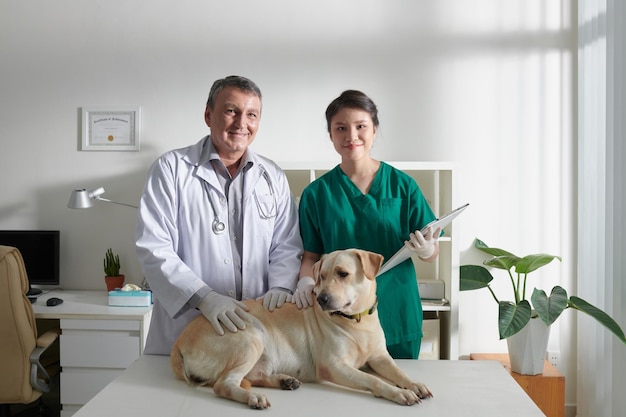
136 136 303 355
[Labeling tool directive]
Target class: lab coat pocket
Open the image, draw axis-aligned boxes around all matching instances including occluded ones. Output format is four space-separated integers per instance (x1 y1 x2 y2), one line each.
253 194 277 220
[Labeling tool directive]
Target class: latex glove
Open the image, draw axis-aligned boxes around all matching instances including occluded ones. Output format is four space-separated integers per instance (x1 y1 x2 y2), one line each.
197 291 251 336
292 276 315 309
404 227 440 259
258 288 293 312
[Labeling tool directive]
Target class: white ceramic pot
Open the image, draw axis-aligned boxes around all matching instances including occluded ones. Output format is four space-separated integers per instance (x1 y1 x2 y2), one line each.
506 317 550 375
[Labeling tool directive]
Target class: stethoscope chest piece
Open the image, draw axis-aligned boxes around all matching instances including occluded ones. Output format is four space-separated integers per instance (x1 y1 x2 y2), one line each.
212 218 226 234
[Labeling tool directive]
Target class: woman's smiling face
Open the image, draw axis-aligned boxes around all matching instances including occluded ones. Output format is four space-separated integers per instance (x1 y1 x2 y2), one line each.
329 107 377 161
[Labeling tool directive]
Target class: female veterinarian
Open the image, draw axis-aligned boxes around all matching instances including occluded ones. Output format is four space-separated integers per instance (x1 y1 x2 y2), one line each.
293 90 440 359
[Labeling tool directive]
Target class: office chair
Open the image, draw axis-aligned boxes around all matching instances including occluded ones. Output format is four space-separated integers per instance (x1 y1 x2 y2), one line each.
0 246 60 417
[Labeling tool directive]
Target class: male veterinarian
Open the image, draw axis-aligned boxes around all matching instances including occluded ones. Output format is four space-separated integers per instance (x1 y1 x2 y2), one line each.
136 75 303 355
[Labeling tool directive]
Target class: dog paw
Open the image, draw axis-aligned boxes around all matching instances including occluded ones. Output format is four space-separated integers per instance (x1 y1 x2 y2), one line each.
392 388 421 406
408 382 433 399
247 392 271 409
279 377 301 390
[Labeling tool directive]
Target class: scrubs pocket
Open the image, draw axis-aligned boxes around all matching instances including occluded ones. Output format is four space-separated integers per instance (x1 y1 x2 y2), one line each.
380 198 405 231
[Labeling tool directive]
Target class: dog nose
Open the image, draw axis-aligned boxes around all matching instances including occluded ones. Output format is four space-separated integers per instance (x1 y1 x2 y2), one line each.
317 293 330 308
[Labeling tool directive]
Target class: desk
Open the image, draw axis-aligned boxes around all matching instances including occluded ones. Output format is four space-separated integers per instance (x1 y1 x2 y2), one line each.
72 355 544 417
32 290 152 417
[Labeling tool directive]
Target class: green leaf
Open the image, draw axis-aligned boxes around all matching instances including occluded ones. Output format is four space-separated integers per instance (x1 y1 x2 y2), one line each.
515 254 562 274
498 300 531 339
484 255 522 271
460 265 494 291
569 296 626 344
532 286 568 326
474 239 517 257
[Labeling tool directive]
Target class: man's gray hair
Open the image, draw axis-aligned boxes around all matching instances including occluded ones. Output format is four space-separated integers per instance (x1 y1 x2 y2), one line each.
206 75 262 109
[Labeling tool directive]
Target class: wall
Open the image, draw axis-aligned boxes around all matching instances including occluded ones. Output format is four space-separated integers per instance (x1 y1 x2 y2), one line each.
0 0 578 409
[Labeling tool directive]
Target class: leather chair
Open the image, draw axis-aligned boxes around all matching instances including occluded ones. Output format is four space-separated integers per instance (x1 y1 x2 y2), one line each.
0 246 60 417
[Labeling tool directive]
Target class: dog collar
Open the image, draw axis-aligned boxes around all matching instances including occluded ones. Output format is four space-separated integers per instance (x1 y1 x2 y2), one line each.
330 298 378 323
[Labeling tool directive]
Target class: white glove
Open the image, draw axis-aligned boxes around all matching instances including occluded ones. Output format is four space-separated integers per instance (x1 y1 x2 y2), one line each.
197 291 251 336
404 227 440 259
292 276 315 309
258 288 292 312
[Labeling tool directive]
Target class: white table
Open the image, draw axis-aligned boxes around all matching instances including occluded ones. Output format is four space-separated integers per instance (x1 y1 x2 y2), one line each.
73 355 544 417
32 290 152 416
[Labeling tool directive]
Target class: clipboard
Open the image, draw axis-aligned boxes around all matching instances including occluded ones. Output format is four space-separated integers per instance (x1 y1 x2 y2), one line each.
376 203 469 277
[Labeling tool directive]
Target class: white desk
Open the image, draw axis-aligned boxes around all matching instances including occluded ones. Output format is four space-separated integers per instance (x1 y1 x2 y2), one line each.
32 290 152 417
73 355 544 417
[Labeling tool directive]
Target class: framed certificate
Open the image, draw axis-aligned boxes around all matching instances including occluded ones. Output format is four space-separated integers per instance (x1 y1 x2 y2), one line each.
81 106 141 151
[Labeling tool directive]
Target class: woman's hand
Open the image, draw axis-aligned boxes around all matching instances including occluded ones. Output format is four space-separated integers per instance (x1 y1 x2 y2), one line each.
404 227 441 259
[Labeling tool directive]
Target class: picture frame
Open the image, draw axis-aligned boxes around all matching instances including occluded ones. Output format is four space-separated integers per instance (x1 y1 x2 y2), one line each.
81 106 141 151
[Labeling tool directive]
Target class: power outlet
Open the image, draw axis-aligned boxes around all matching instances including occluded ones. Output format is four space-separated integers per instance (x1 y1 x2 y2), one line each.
547 351 560 368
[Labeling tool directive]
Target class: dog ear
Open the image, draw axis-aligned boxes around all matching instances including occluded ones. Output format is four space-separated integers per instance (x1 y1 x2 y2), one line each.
311 255 325 283
354 249 384 280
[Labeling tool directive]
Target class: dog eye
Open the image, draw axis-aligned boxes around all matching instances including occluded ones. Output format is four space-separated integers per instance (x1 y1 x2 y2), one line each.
338 271 349 278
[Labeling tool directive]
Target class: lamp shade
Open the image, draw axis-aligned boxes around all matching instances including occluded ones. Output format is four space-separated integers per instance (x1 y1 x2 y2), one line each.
67 189 94 209
66 187 138 209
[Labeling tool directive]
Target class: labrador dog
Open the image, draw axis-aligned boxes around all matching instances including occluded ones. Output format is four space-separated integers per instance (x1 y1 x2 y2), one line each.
170 248 432 409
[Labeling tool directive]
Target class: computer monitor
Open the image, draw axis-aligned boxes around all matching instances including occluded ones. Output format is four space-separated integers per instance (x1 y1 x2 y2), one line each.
0 230 60 296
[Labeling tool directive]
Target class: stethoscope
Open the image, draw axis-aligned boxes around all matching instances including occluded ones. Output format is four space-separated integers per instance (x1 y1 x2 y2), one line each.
203 168 277 235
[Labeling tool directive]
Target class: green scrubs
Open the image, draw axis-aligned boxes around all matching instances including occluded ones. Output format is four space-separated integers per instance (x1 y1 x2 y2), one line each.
299 163 437 359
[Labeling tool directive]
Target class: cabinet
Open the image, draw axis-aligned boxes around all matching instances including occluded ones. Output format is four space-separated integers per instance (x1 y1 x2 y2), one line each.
470 353 565 417
33 291 152 417
279 161 459 359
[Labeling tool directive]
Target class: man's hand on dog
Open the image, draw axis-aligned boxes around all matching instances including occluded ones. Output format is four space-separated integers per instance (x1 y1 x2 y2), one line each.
198 291 252 335
258 288 293 311
292 276 315 309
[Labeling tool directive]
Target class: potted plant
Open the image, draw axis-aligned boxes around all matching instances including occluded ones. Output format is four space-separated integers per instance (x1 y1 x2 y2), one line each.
104 248 125 291
460 238 626 374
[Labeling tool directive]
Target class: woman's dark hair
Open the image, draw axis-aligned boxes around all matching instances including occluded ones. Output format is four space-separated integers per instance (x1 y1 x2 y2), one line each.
206 75 262 109
325 90 379 132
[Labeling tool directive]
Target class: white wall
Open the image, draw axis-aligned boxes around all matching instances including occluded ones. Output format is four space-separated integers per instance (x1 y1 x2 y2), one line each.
0 0 578 408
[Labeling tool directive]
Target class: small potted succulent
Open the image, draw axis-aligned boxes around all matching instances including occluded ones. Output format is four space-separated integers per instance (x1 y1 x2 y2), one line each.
104 248 124 291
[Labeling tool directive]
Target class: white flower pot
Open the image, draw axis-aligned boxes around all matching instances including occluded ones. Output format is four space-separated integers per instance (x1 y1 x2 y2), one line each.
506 317 550 375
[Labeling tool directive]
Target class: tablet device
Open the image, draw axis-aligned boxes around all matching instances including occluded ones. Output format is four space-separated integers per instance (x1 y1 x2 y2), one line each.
376 203 469 277
419 203 469 235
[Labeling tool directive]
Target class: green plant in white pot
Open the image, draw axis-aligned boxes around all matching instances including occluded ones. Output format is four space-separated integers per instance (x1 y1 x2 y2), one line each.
460 238 626 374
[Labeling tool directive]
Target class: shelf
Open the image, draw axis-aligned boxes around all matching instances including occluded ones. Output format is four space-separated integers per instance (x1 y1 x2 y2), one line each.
422 302 451 312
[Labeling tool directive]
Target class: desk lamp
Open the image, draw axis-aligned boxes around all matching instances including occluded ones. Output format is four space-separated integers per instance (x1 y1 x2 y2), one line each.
67 187 147 288
67 187 138 209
